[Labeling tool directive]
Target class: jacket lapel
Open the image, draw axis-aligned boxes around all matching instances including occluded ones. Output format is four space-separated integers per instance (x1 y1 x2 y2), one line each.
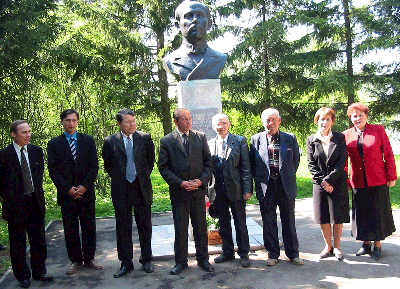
326 133 338 163
259 132 269 167
172 130 187 157
7 144 21 172
132 131 142 156
209 137 216 156
314 139 327 164
172 48 197 72
61 134 74 161
75 133 84 161
279 132 287 168
116 132 126 155
187 48 221 80
225 134 235 161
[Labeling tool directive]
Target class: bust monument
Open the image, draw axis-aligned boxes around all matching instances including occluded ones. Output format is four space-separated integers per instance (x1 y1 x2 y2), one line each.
163 0 227 81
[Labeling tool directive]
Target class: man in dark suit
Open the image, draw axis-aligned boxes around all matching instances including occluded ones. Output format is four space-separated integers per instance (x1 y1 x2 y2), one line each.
250 108 303 267
208 113 252 268
0 120 53 288
102 109 155 278
163 0 227 81
47 109 102 275
158 108 214 275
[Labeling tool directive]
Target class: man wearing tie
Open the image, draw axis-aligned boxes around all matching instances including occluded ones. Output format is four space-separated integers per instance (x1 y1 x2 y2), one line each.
158 108 214 275
47 109 102 275
250 108 303 267
208 113 252 268
102 109 155 278
0 120 53 288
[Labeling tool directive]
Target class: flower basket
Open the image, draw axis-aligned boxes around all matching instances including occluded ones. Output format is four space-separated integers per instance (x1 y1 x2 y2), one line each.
207 229 222 245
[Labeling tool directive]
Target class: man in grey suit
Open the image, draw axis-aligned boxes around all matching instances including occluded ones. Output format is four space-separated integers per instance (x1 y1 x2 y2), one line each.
208 113 252 268
163 0 227 81
102 109 155 278
158 108 214 275
250 108 303 266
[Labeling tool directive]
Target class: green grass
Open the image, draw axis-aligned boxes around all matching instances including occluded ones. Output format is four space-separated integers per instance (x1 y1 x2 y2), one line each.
1 155 399 275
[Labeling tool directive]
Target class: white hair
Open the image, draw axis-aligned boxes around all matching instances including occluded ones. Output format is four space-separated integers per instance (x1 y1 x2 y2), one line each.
212 113 230 126
261 108 280 121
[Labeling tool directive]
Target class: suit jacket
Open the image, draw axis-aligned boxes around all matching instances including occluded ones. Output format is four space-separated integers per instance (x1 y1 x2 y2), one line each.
163 45 227 81
208 134 252 201
158 130 213 203
343 124 397 189
306 131 348 192
250 131 300 201
0 143 45 223
47 133 98 206
102 131 155 208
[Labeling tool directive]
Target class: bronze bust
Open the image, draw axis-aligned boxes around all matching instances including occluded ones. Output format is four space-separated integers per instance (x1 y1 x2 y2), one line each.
163 0 227 81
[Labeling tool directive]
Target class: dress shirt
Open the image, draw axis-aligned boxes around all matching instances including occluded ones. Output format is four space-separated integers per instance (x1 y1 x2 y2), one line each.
176 129 190 144
267 132 280 176
13 141 34 191
64 131 77 148
121 132 134 150
313 129 333 156
216 133 229 159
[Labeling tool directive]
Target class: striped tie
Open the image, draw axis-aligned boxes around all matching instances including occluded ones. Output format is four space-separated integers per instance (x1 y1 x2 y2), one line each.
20 147 34 196
69 137 76 161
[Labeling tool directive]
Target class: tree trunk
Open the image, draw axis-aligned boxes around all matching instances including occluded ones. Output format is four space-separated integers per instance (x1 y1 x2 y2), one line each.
343 0 355 127
156 31 172 135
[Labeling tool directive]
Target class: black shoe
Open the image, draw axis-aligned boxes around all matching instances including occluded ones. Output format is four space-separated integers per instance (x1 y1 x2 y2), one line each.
114 264 134 278
32 274 54 281
240 255 251 268
142 262 154 273
356 243 372 256
214 254 235 263
170 263 188 275
19 280 30 288
373 247 382 260
197 261 215 272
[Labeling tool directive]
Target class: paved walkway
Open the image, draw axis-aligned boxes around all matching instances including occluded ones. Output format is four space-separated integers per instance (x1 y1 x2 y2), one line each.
1 198 400 288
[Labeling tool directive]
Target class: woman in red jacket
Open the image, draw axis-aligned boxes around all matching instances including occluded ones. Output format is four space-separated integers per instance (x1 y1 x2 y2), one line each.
343 102 397 260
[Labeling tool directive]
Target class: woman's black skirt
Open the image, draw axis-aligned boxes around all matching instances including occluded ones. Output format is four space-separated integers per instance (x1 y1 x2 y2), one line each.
352 184 396 241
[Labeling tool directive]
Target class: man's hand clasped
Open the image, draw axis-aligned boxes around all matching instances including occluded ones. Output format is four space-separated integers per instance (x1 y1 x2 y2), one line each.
68 185 87 199
181 179 202 191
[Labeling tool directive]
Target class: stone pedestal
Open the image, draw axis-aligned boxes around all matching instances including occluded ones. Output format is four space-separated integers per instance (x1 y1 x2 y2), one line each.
177 79 222 139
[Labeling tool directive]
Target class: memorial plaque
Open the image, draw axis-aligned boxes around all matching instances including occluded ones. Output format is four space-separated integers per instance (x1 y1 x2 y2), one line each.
177 79 222 139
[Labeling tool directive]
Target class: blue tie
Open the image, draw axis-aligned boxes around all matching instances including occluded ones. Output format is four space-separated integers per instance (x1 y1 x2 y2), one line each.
126 136 136 183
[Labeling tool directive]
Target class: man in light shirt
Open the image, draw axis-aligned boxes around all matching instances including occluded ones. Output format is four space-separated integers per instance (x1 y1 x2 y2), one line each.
250 108 303 267
0 120 53 288
208 113 252 268
102 109 155 278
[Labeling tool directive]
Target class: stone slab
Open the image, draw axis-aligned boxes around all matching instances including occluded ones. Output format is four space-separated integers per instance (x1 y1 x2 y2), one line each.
177 79 222 139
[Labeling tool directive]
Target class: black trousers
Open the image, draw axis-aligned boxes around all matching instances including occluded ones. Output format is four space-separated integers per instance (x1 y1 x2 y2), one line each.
115 179 152 265
215 189 249 257
171 192 208 264
8 195 47 281
260 178 299 259
61 198 96 263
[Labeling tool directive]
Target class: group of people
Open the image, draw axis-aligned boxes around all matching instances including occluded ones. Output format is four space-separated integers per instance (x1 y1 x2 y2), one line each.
307 103 397 261
0 103 397 288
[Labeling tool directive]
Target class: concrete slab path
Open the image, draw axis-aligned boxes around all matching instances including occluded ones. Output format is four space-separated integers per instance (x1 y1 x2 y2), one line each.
1 198 400 288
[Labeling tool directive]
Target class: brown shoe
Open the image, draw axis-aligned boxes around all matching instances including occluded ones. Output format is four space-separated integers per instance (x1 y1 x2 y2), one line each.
290 257 304 266
266 258 278 266
84 260 103 270
66 262 83 275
